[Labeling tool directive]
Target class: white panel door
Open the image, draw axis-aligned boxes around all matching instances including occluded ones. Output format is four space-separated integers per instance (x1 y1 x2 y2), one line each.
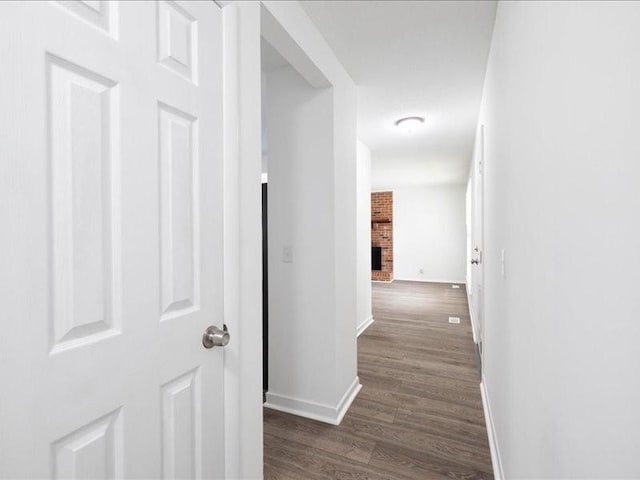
471 125 485 359
0 1 226 478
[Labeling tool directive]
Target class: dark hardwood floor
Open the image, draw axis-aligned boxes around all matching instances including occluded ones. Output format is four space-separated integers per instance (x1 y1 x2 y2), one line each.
264 280 493 480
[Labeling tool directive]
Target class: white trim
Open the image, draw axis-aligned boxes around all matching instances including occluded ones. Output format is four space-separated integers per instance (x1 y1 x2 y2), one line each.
480 379 504 480
265 377 362 426
334 377 362 425
222 3 263 479
371 279 394 283
393 277 467 285
467 289 478 344
356 316 374 337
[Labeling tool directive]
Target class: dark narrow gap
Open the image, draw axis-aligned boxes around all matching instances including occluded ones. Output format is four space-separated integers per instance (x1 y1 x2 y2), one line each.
262 182 268 403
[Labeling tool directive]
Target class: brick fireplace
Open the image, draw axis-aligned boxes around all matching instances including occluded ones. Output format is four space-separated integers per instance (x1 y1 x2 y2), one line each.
371 191 393 281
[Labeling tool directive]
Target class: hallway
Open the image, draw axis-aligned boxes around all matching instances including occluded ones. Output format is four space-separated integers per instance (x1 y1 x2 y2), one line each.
264 281 493 479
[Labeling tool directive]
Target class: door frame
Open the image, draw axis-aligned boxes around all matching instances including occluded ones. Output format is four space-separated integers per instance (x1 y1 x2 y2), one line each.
476 125 485 348
467 123 485 372
221 0 359 474
220 2 264 479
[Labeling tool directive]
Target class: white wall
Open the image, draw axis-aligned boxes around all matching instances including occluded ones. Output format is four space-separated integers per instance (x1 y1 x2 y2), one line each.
265 64 336 408
392 185 467 284
477 2 640 478
356 140 373 334
260 0 359 425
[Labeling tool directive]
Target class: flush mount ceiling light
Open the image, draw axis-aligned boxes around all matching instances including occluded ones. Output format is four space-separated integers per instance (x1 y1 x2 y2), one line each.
395 116 424 134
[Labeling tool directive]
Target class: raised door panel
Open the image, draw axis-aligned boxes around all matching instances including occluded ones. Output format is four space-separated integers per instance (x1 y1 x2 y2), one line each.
158 103 199 322
161 370 202 480
54 0 118 38
157 1 198 83
52 409 123 479
48 54 121 354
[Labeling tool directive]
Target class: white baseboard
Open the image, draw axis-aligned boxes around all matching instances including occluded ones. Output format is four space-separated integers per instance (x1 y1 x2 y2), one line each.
264 376 362 426
357 316 374 337
480 378 504 480
393 277 466 285
371 279 394 283
334 377 362 424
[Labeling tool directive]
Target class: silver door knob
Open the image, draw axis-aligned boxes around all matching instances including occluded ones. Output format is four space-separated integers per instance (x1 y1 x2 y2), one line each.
203 325 230 349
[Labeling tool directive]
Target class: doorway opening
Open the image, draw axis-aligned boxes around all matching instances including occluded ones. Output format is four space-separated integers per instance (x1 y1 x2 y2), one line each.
259 33 336 411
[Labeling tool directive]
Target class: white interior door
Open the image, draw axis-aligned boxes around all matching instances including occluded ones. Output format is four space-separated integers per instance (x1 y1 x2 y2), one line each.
471 125 485 359
0 1 226 478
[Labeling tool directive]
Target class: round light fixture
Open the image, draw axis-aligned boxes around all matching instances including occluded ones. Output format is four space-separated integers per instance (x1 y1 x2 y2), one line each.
395 116 424 134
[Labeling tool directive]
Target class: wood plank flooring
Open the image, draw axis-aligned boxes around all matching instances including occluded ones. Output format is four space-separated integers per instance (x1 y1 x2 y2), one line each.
264 280 493 479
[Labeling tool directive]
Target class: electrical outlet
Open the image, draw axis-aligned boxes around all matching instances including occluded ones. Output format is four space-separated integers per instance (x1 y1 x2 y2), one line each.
448 317 461 324
282 245 293 263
